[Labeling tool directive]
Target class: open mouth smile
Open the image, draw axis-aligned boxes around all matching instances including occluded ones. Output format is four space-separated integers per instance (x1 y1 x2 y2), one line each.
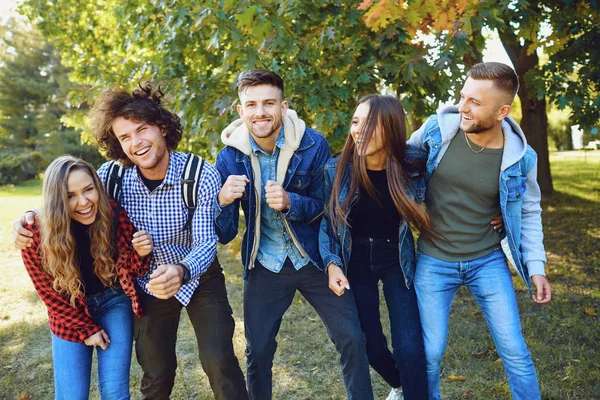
76 206 94 217
134 146 151 156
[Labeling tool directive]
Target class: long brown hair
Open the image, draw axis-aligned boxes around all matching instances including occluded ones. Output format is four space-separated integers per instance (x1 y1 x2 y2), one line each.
40 155 117 305
327 95 431 236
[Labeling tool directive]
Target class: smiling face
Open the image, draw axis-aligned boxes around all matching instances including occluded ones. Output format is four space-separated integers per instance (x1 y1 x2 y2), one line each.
458 77 511 134
350 101 385 161
112 117 169 179
237 84 288 151
67 169 100 225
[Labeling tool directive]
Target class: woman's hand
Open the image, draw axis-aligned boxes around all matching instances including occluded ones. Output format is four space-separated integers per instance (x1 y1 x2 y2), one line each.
84 329 110 350
327 264 350 296
132 230 153 257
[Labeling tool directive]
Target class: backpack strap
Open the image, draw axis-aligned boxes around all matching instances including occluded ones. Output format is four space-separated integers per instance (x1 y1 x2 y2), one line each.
105 161 125 202
104 161 125 235
181 154 204 231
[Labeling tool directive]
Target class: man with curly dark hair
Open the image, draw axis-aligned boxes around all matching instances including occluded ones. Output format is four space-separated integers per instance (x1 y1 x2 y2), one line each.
15 83 248 400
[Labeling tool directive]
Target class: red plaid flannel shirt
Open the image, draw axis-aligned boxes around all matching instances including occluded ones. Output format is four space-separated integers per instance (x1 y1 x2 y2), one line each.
21 201 149 343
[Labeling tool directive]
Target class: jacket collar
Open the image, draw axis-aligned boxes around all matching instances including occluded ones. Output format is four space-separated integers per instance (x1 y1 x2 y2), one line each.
437 105 527 172
221 109 306 184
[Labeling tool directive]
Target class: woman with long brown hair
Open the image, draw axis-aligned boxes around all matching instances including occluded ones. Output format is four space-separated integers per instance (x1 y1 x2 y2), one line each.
319 95 429 399
21 155 151 399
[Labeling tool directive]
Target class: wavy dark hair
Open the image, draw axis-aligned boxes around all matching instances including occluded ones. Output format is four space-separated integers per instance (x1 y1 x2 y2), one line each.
90 82 183 167
327 94 431 236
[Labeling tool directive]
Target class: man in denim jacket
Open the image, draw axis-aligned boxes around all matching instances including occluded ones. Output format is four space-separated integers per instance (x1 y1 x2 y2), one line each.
214 70 373 400
407 62 552 400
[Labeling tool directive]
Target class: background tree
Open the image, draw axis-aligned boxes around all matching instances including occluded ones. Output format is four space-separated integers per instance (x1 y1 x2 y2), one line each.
19 0 479 154
18 0 600 193
0 18 103 184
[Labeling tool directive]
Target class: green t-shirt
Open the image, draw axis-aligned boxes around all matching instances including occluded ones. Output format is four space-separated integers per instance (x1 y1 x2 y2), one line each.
418 131 504 261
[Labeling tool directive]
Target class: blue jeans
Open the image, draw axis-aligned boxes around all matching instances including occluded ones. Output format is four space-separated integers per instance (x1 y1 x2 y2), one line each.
51 287 133 400
244 259 373 400
348 236 428 400
414 249 540 400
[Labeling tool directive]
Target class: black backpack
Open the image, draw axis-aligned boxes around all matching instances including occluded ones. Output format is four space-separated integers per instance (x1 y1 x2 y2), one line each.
104 154 204 231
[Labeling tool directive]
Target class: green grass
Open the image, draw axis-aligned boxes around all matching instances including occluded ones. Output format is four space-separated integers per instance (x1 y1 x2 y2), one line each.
1 155 599 399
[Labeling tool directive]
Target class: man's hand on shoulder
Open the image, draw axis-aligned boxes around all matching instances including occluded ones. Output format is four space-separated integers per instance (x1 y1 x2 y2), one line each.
218 175 249 206
13 211 37 249
531 274 551 304
146 264 185 299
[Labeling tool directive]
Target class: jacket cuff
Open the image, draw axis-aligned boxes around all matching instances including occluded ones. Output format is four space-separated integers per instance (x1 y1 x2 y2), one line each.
527 261 546 278
78 324 103 342
283 192 302 221
323 255 343 274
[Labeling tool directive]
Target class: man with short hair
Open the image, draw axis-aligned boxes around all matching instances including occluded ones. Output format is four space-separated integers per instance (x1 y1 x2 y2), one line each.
408 62 552 400
214 69 373 400
14 83 248 400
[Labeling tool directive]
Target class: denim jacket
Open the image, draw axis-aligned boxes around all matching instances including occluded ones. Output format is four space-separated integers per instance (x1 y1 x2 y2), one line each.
407 106 546 289
214 110 330 279
318 146 427 288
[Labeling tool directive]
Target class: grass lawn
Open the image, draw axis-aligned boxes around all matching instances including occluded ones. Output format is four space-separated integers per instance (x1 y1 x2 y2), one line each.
0 153 598 399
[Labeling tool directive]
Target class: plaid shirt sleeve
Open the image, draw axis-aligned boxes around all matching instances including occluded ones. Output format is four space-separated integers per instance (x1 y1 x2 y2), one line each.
113 201 150 317
21 221 102 342
114 201 150 278
180 162 221 279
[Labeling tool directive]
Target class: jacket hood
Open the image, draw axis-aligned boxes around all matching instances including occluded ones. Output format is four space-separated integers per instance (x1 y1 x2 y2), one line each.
438 105 528 171
221 109 306 157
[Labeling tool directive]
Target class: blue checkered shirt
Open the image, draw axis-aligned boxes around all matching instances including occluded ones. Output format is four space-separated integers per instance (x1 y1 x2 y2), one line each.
97 151 220 306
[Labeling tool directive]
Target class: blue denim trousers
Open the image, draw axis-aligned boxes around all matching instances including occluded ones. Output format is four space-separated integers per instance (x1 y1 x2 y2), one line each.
348 236 428 400
414 249 540 400
244 258 373 400
51 287 133 400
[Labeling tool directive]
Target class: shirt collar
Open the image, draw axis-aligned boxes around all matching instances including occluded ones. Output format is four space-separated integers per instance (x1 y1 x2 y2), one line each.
250 126 285 155
134 151 178 186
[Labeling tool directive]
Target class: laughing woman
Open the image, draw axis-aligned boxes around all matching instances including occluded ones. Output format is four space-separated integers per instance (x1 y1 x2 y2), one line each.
21 155 152 400
319 95 430 399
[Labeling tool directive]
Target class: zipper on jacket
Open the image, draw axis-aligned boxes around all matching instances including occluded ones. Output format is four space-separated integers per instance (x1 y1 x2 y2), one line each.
283 218 310 260
249 178 260 269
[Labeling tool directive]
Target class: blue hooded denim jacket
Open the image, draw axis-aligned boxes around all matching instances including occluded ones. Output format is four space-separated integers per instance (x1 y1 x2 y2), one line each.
214 110 330 279
407 106 546 289
318 145 428 288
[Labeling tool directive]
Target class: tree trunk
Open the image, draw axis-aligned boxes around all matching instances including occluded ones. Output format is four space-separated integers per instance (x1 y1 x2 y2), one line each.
499 31 554 195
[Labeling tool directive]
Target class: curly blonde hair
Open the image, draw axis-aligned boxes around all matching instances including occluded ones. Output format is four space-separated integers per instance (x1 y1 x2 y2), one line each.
40 155 117 305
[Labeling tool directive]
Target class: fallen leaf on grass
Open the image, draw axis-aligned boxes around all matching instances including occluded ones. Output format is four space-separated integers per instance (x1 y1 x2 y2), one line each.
18 393 31 400
461 391 474 398
447 374 467 381
584 307 596 316
471 347 496 357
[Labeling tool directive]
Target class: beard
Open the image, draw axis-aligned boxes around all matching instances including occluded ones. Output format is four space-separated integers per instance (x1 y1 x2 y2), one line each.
462 115 497 134
247 114 283 139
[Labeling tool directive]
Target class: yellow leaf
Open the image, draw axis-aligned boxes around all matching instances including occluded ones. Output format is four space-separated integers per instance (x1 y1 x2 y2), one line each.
447 374 467 381
584 307 596 316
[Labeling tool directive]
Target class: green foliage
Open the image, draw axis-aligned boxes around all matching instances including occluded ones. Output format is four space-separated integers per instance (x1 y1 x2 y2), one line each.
19 0 484 155
0 151 44 185
0 18 105 182
485 0 600 129
547 105 572 151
